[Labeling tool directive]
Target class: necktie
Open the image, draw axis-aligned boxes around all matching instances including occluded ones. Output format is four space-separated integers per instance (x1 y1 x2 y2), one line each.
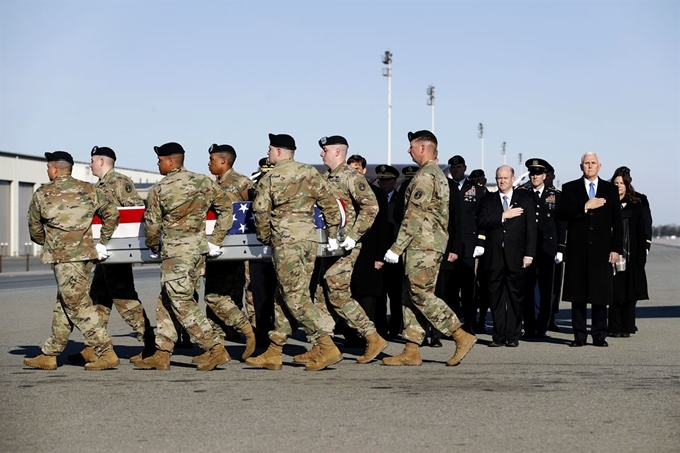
589 182 595 199
535 189 540 197
503 195 509 211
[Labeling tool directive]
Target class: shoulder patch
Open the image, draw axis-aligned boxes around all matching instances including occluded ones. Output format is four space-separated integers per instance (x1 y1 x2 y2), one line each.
125 183 133 193
358 182 367 192
414 189 423 200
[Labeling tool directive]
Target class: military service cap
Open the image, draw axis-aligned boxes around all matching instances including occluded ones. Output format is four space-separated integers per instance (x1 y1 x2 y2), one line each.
209 143 237 157
525 158 549 175
45 151 74 166
448 155 465 166
402 166 418 178
545 161 555 173
91 146 116 161
154 142 185 156
268 133 296 151
375 165 399 179
469 169 485 178
407 130 438 145
318 135 349 148
258 157 274 173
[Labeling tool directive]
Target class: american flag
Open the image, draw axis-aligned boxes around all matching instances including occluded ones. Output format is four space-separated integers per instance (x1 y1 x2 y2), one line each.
226 202 330 235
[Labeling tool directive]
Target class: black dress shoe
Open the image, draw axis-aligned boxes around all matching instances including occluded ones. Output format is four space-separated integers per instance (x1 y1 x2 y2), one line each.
429 337 443 348
593 338 609 347
489 340 506 347
421 337 430 347
610 332 622 338
569 338 586 347
547 323 561 333
621 333 630 338
506 340 519 347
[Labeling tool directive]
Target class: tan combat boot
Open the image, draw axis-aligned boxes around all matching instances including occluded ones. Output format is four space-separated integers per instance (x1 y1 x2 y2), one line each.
197 344 230 371
130 329 157 364
447 328 477 366
24 354 58 370
240 322 256 360
356 332 389 364
305 335 343 371
191 339 223 364
68 346 97 364
135 350 171 370
84 349 120 371
382 342 422 366
245 342 283 370
292 343 320 364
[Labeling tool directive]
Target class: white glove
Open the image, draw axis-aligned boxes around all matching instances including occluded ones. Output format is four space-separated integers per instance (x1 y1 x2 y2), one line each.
340 237 356 251
473 246 485 258
554 252 563 264
384 249 400 264
95 243 110 261
326 238 339 252
207 242 223 258
149 252 159 259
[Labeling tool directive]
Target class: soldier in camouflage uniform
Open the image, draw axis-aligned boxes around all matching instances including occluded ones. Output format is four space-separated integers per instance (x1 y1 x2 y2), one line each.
68 146 156 365
245 133 342 371
24 151 121 371
382 131 477 367
293 135 387 364
134 142 232 371
190 143 256 364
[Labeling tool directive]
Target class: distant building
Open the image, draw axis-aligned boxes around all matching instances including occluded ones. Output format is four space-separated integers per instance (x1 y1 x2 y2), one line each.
0 150 163 257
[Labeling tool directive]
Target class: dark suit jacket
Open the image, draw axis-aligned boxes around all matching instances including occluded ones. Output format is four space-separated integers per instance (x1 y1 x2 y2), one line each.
557 177 623 305
458 179 486 258
441 180 463 270
478 190 536 272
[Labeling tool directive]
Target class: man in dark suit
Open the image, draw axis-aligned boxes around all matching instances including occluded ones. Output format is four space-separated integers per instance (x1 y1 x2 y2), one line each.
557 152 623 347
478 165 537 347
447 156 486 332
520 158 566 338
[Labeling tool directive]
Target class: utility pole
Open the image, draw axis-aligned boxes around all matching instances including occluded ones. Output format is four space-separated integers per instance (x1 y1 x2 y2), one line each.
518 153 523 166
502 141 507 165
478 123 484 174
382 51 393 164
426 85 435 132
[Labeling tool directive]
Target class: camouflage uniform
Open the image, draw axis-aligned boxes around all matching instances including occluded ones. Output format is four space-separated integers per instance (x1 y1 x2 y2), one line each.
27 174 120 357
90 169 151 341
204 168 255 338
319 162 379 337
145 167 233 353
390 160 462 344
253 158 340 345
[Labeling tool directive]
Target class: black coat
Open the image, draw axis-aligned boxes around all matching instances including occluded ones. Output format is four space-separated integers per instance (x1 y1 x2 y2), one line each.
458 179 486 258
613 198 649 302
441 180 463 270
557 177 623 305
521 186 567 256
478 190 537 272
351 185 390 297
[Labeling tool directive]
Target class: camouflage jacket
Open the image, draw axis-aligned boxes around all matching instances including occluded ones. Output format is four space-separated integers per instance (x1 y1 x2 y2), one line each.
144 167 233 259
27 174 120 264
391 160 450 254
253 158 340 247
96 169 144 207
217 168 255 202
324 162 378 242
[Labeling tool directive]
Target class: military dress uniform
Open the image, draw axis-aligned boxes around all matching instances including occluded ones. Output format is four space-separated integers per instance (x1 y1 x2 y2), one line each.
137 142 233 371
24 151 120 370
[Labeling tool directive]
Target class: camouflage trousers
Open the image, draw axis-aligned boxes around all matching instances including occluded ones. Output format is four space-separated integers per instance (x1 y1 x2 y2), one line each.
243 261 255 325
317 247 376 338
269 240 335 345
89 263 151 341
402 249 462 345
155 254 220 353
204 260 248 339
42 261 114 357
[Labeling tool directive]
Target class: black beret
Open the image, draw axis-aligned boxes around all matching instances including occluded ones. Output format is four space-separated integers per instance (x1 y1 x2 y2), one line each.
45 151 74 166
448 155 465 166
402 166 418 178
208 143 236 157
525 157 549 174
375 164 399 179
469 169 485 178
407 130 438 145
268 133 296 151
91 146 116 161
154 142 185 156
318 135 349 148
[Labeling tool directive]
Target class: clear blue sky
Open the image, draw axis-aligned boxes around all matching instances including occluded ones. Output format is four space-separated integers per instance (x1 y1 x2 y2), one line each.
1 0 678 224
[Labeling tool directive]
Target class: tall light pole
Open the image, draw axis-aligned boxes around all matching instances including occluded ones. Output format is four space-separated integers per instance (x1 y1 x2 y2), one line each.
518 153 523 166
478 123 484 174
426 84 435 132
502 141 507 165
382 51 393 164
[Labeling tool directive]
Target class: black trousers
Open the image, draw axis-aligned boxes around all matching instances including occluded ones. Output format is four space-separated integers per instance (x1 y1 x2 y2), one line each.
249 260 277 336
571 303 607 341
522 251 556 335
450 257 476 323
487 265 526 343
382 260 404 336
608 301 635 334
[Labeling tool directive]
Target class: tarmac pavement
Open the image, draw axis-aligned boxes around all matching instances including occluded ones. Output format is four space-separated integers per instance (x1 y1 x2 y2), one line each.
0 245 678 452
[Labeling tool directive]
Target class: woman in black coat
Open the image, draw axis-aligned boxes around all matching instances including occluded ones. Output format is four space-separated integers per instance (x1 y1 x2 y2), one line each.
609 169 649 337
